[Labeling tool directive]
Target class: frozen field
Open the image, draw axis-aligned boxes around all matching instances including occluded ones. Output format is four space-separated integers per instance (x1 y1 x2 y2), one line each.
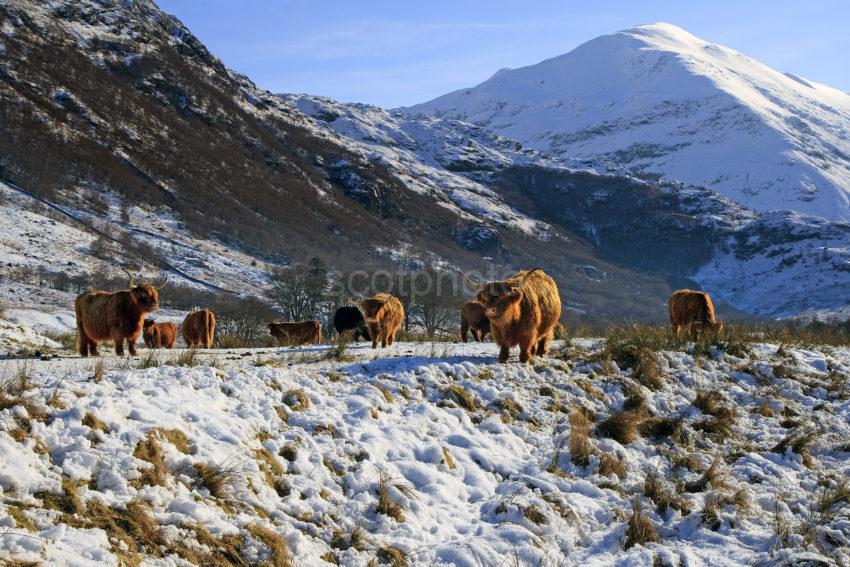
1 324 848 566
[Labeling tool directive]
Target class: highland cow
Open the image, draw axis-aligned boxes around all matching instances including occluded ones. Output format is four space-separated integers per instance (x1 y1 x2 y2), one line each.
461 268 561 363
359 293 404 349
333 306 370 341
142 319 177 349
268 320 322 346
74 271 165 357
459 300 490 342
668 289 723 337
182 308 216 348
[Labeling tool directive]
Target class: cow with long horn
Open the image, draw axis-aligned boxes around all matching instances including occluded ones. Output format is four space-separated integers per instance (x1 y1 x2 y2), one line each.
473 268 561 363
74 270 167 357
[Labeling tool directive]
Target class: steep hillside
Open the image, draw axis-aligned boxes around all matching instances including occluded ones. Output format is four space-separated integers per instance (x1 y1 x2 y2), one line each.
406 23 850 221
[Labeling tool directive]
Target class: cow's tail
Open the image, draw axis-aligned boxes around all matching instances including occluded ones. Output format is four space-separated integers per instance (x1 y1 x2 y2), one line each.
74 296 85 355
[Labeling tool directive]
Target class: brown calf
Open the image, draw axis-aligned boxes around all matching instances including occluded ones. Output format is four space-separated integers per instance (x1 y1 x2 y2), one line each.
459 301 490 342
268 320 322 346
462 268 561 363
182 308 216 348
668 289 723 336
142 319 177 349
74 271 165 357
359 293 404 349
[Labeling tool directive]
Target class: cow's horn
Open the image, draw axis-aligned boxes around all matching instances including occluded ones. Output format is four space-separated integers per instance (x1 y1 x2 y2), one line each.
455 269 482 288
154 275 168 289
519 268 544 287
122 267 136 288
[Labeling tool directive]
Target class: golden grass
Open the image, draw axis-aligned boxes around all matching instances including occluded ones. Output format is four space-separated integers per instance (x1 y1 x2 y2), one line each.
599 453 628 479
569 407 593 467
132 433 167 488
282 389 310 411
151 427 191 454
255 448 285 489
377 546 407 567
441 447 456 470
444 384 480 412
193 460 241 500
624 497 660 549
376 472 408 523
82 412 109 433
245 523 292 567
596 410 644 445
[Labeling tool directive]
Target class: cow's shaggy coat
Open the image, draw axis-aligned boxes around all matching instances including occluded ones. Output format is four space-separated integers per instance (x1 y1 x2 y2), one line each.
333 306 370 341
268 320 322 346
459 301 490 342
668 289 722 336
359 293 404 349
75 284 160 356
474 268 561 363
182 309 216 348
142 319 177 349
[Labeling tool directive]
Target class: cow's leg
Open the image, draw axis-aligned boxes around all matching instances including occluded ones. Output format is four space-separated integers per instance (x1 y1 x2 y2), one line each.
78 329 89 357
380 329 388 348
519 335 536 363
128 338 138 356
460 321 469 343
536 335 550 356
387 332 394 346
498 345 510 363
89 340 100 357
112 331 125 356
371 334 379 349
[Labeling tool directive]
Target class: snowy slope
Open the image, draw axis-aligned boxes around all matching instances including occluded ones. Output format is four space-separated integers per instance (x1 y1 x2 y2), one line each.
405 23 850 221
1 338 849 565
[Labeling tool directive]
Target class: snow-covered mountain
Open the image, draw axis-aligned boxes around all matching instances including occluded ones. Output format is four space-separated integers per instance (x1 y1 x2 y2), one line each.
405 23 850 222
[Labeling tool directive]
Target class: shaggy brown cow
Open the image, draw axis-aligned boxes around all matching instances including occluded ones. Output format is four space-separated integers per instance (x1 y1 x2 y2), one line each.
74 271 165 357
142 319 177 349
459 301 490 342
182 308 216 348
268 320 322 346
461 268 561 363
668 289 723 336
359 293 404 349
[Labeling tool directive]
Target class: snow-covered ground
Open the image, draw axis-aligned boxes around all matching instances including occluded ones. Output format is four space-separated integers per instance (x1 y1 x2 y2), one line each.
1 325 848 565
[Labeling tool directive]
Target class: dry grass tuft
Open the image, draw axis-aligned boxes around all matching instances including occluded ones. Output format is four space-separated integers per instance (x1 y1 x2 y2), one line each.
596 410 644 445
7 502 38 532
151 428 191 454
701 492 723 530
173 522 248 566
376 472 411 523
255 448 285 489
246 523 292 567
92 360 105 383
644 471 675 514
492 396 523 422
283 389 311 411
280 443 298 462
685 453 728 493
444 384 480 412
524 504 547 525
569 408 593 467
693 391 726 416
82 412 109 433
132 432 167 488
441 447 456 470
37 478 84 516
624 497 660 549
633 349 665 390
193 460 242 500
639 416 685 443
377 546 407 567
772 427 818 467
599 453 628 479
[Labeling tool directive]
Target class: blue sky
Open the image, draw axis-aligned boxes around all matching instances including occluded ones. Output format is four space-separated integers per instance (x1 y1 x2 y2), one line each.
157 0 850 108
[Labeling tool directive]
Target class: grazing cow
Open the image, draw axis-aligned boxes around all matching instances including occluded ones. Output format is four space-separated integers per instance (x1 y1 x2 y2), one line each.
359 293 404 349
459 301 490 342
142 319 177 349
333 306 370 341
668 289 723 336
182 308 216 348
74 271 166 357
268 320 322 346
460 268 561 363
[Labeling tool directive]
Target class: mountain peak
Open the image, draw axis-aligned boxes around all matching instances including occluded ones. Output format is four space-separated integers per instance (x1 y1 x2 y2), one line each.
404 24 850 221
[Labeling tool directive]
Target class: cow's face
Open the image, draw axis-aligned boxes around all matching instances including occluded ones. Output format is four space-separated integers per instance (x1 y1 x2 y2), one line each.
477 283 523 322
143 319 155 329
360 299 386 324
131 284 159 311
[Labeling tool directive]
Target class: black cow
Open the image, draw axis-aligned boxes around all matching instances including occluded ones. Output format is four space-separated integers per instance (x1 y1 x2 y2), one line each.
333 306 370 341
